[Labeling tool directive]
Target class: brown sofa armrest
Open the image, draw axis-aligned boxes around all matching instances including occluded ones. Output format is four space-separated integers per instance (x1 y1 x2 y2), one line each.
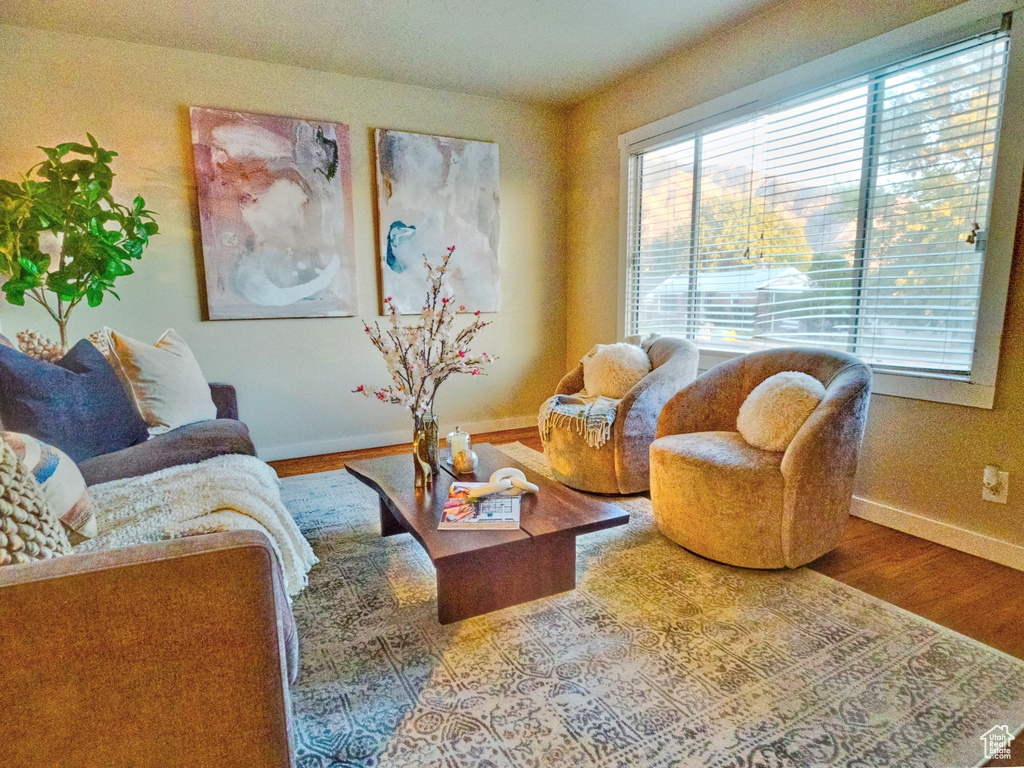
780 363 872 567
617 337 699 436
210 382 239 420
614 337 700 490
0 531 295 768
656 356 747 438
554 364 585 396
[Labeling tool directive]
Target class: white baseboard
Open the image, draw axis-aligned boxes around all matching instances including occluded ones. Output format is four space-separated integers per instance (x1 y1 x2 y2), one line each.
851 496 1024 572
257 415 538 462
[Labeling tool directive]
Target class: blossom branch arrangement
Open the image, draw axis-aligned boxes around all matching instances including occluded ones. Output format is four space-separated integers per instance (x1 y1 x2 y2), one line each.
354 246 496 419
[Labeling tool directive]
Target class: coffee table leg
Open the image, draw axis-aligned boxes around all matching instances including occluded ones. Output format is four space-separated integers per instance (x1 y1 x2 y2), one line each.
379 497 405 537
435 534 577 624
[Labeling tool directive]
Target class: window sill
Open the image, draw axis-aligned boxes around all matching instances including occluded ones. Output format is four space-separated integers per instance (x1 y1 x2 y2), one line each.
696 348 996 409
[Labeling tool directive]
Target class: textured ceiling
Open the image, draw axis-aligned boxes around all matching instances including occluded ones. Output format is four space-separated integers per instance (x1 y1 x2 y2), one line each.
0 0 782 104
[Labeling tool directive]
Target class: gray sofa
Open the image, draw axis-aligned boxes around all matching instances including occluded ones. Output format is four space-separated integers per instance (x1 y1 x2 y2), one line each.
77 383 256 485
0 382 299 767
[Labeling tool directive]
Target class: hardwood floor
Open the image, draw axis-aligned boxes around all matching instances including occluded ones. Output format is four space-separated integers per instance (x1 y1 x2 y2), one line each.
270 427 1024 765
811 518 1024 660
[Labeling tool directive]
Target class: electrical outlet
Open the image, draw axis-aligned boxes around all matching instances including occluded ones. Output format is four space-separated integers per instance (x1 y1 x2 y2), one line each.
982 467 1009 504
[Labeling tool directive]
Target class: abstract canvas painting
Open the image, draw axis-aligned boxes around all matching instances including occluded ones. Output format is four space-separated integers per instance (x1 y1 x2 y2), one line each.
190 107 356 319
375 129 500 313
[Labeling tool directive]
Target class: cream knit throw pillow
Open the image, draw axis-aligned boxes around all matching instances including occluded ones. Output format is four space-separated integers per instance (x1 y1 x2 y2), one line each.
737 371 825 452
582 343 651 399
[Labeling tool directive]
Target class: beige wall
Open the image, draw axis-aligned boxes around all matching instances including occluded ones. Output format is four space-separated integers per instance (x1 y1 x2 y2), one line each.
566 0 1024 549
0 24 567 459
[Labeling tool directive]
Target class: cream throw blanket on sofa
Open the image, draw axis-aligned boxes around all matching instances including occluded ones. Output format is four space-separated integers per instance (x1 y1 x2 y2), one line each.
78 455 317 596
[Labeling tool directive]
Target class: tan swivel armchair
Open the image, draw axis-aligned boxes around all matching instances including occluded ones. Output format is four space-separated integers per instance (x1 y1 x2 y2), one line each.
541 335 699 494
650 348 871 568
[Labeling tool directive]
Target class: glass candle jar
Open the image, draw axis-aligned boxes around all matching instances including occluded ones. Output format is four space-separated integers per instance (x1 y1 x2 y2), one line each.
446 426 471 464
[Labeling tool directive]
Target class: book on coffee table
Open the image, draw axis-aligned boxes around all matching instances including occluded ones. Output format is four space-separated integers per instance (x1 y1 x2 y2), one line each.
438 482 521 530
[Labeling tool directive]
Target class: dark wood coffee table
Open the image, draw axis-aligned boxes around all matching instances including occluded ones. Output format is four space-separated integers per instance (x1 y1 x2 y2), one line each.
345 443 629 623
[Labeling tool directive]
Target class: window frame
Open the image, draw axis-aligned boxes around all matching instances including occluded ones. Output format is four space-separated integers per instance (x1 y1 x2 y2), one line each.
617 0 1024 408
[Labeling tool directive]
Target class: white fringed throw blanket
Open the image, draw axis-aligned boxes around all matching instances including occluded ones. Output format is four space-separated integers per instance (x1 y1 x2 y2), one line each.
78 455 317 597
538 393 619 449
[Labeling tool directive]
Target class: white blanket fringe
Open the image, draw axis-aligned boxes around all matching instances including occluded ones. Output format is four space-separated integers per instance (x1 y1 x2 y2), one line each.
539 394 619 449
78 454 318 597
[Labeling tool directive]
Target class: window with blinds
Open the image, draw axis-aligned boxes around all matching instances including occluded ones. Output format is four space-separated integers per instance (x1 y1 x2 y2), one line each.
626 26 1011 375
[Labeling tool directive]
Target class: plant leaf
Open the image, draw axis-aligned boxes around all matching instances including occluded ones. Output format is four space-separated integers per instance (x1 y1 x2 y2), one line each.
57 142 93 156
2 284 26 305
86 287 104 307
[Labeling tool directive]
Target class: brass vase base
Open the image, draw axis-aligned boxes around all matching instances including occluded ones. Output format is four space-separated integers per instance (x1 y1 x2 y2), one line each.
413 414 440 490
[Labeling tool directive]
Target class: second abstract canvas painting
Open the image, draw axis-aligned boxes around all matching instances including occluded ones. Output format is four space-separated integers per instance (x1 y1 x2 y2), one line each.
375 129 500 314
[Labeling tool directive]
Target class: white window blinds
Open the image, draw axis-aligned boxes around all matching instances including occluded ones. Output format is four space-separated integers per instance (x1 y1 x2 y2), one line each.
626 25 1011 375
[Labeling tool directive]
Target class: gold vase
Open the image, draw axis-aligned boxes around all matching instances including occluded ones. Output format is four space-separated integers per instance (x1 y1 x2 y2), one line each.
413 413 439 489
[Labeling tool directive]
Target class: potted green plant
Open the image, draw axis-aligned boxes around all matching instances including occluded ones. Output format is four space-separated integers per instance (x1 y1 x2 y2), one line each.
0 134 158 355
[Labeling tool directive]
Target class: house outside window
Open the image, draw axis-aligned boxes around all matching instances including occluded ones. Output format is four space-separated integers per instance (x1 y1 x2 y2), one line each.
620 5 1024 408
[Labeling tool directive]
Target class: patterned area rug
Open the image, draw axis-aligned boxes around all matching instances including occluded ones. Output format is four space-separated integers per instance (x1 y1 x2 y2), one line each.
280 443 1024 768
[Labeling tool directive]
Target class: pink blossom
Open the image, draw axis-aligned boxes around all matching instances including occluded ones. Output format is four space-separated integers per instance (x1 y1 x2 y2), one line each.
355 247 494 417
447 245 456 252
355 385 364 392
474 310 481 316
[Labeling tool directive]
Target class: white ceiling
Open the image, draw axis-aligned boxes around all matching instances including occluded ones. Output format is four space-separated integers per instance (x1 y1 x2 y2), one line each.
0 0 782 104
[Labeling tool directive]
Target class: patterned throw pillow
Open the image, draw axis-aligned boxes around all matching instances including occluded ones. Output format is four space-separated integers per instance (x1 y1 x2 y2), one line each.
0 438 71 566
2 432 97 542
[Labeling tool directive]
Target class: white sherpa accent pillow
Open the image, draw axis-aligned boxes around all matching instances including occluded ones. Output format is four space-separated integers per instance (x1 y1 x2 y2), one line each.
737 371 825 452
583 343 651 398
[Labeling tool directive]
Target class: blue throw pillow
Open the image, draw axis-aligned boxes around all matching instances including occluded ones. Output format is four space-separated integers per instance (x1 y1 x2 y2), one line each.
0 340 150 462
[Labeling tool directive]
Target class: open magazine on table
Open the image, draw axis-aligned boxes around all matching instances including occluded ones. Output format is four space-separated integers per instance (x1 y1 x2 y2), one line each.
438 482 521 531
